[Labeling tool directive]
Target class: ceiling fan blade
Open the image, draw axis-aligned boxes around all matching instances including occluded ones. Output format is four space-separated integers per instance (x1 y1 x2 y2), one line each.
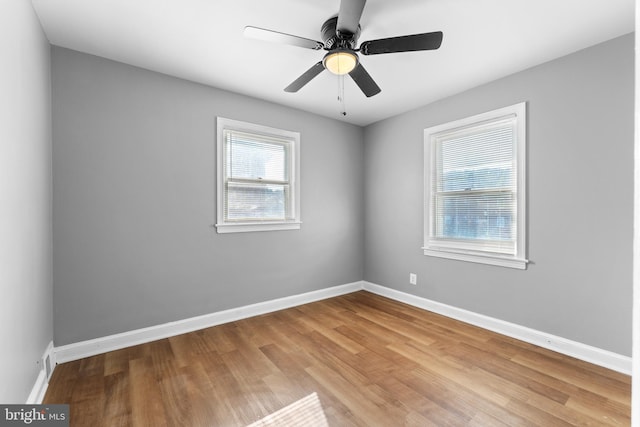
244 26 324 50
349 63 381 97
336 0 367 37
360 31 443 55
285 62 326 92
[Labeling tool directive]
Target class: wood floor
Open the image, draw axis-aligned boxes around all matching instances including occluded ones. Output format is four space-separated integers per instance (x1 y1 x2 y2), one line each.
44 291 631 426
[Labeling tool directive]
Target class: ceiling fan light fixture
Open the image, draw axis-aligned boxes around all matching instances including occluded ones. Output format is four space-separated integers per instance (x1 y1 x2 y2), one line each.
323 50 358 75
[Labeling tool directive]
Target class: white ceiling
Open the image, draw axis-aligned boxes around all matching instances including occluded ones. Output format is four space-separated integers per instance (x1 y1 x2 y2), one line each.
31 0 634 126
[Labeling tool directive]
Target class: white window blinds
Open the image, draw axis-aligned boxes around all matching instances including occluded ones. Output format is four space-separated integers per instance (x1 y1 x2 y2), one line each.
431 117 517 254
224 130 292 221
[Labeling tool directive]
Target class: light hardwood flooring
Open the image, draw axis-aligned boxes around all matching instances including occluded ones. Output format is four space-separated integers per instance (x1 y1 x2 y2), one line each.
44 291 631 426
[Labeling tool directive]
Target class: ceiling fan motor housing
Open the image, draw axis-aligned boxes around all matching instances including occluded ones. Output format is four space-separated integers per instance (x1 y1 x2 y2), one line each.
321 16 360 50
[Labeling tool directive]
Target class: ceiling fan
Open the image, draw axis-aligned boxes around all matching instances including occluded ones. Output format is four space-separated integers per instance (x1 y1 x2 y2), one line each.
244 0 443 98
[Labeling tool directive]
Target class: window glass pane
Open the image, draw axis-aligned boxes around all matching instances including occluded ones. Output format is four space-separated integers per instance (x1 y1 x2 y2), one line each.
435 192 514 241
226 131 288 182
226 182 290 221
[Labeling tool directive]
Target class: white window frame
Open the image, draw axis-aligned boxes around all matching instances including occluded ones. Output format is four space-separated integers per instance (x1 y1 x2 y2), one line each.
423 103 527 269
216 117 301 234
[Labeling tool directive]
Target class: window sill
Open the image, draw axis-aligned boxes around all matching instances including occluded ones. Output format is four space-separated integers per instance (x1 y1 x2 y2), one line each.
215 221 301 234
423 248 528 270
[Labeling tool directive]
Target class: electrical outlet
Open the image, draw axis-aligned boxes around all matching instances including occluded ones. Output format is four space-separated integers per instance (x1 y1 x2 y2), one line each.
409 273 417 285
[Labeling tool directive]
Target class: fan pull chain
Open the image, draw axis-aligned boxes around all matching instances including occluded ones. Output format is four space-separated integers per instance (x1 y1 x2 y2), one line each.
338 75 347 116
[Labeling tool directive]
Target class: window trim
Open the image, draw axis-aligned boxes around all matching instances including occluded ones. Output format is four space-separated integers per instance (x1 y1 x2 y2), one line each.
215 117 301 234
423 103 528 269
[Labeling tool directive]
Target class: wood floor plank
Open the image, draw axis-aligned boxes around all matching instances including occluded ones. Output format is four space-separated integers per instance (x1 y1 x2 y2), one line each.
564 395 631 426
511 350 631 404
217 351 273 421
305 362 404 427
446 341 572 405
103 371 131 426
295 309 367 355
43 291 630 426
69 372 105 427
200 352 249 426
388 341 519 408
129 357 168 427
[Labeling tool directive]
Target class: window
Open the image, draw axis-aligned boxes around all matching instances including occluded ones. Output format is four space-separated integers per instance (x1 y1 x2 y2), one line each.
423 103 527 269
216 117 300 233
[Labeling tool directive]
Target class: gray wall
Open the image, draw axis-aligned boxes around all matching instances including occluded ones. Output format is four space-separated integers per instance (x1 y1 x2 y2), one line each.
52 47 364 346
52 34 633 357
0 1 53 402
364 34 634 356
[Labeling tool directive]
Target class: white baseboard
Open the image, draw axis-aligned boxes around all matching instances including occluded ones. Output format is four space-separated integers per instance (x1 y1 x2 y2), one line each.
52 280 631 376
363 281 632 375
26 341 54 404
55 281 363 364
